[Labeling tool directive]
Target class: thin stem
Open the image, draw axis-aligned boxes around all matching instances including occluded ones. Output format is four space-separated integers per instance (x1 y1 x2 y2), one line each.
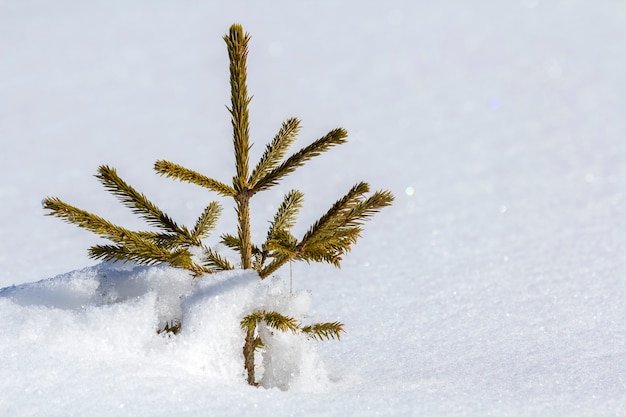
236 192 253 269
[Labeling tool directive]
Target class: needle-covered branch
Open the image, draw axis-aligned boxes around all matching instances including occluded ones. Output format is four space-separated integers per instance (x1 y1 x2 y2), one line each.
224 24 252 190
154 160 236 197
96 165 184 234
201 246 235 272
192 202 222 241
252 128 348 193
43 167 223 277
296 186 394 264
265 190 303 242
301 322 345 341
88 243 201 272
42 197 140 244
249 118 301 186
258 183 394 278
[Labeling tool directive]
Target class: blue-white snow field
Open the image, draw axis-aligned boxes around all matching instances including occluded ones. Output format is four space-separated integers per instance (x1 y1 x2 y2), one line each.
1 1 625 416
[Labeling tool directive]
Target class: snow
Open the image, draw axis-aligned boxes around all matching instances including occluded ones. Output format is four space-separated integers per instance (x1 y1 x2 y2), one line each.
1 1 626 415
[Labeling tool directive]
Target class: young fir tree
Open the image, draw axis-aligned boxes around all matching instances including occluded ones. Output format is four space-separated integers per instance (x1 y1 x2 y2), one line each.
42 23 393 386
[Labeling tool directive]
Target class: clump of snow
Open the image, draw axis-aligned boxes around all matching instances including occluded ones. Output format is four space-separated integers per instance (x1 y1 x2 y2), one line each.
246 280 330 391
0 263 333 392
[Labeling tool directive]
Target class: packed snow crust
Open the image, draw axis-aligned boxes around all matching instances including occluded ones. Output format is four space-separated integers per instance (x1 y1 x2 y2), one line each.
2 1 626 416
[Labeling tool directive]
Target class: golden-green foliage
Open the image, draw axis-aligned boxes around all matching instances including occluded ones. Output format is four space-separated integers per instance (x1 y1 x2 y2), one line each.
42 165 229 277
43 23 393 278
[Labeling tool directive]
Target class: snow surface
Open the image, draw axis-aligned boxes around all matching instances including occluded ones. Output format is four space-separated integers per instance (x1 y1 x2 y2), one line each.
1 1 626 416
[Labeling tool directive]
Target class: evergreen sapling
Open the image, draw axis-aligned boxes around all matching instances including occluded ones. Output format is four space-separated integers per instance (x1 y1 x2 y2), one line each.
42 23 394 387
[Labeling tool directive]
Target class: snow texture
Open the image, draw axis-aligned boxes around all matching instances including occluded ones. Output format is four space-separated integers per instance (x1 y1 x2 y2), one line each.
1 1 625 416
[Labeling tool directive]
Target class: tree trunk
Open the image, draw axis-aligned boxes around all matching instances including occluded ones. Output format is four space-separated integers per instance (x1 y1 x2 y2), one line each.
243 327 257 385
237 194 252 269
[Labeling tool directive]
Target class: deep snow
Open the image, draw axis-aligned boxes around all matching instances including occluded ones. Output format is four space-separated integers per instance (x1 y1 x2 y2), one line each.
1 1 626 416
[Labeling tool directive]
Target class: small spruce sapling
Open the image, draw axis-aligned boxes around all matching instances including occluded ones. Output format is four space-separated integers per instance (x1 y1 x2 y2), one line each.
43 23 393 281
42 23 393 387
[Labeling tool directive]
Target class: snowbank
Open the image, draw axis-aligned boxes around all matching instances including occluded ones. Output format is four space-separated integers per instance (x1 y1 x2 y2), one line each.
0 263 333 405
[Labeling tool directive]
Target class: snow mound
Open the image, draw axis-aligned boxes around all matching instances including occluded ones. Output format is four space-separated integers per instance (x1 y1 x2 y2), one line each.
0 263 332 391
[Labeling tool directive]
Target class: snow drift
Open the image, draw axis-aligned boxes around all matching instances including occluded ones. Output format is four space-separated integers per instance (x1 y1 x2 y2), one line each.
0 263 332 395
